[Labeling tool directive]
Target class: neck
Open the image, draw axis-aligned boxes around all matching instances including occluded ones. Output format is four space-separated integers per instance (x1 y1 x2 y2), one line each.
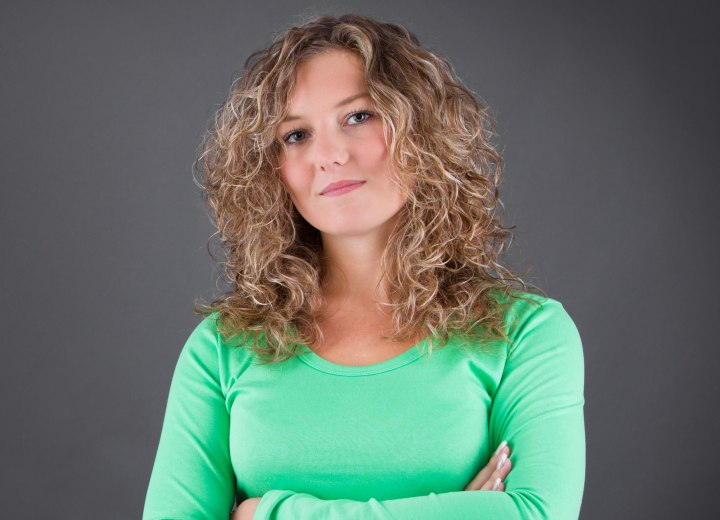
320 228 393 307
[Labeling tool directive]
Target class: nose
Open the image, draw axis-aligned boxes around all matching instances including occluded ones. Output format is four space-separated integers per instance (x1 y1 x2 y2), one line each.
313 128 349 171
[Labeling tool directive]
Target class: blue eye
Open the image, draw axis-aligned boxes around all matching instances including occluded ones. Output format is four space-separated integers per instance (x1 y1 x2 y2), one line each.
281 109 374 145
347 110 373 125
283 129 305 145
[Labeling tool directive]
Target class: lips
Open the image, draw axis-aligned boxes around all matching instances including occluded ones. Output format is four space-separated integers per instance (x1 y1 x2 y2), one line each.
320 180 366 195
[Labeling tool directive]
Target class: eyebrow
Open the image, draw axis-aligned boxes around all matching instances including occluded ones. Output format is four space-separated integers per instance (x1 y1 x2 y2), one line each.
280 92 372 124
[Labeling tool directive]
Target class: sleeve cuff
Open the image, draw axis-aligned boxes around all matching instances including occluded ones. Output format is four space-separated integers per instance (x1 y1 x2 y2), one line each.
254 490 295 520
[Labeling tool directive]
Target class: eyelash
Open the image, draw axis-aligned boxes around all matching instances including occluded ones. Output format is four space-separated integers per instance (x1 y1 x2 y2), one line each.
282 108 375 145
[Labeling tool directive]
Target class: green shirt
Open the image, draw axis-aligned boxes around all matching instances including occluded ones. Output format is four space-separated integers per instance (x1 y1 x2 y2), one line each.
143 292 585 519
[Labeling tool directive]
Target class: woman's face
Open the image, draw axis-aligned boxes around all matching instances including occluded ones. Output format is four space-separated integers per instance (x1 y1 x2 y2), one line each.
276 49 406 239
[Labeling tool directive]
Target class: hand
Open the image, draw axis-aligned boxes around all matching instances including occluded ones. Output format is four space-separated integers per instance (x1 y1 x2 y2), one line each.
230 497 261 520
464 440 513 492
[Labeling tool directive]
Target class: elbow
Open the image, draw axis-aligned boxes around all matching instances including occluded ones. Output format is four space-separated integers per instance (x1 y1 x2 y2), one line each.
505 490 582 520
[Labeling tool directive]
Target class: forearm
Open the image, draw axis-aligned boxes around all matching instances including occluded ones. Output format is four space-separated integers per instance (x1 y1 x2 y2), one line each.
254 489 524 520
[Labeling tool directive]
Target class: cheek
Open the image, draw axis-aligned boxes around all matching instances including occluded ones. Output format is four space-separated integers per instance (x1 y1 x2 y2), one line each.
359 132 391 170
279 163 305 202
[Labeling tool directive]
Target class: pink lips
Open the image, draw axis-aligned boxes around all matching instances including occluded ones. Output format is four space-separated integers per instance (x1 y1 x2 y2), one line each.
320 180 366 196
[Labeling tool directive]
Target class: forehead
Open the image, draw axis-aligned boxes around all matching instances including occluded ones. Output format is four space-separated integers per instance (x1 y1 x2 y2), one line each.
287 49 366 108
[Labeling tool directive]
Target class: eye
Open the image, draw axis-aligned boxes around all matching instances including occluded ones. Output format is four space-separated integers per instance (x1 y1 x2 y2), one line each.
283 129 306 145
346 110 374 126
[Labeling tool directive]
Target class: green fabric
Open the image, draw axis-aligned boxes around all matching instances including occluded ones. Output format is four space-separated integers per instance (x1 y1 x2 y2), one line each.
143 292 585 519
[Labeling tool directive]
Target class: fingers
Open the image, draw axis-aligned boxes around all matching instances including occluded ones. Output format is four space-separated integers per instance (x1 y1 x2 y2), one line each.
464 442 513 491
490 478 505 492
480 451 512 491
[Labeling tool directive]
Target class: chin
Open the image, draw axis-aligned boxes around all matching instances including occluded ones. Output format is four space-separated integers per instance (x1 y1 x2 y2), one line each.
318 224 372 237
318 218 396 239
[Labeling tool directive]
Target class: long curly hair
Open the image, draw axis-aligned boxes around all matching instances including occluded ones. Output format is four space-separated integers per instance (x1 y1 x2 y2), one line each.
193 13 542 363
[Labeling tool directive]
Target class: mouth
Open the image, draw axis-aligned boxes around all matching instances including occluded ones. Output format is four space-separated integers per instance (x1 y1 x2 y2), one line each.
320 180 366 196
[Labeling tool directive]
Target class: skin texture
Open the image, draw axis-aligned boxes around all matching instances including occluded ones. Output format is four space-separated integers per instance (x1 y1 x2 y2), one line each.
276 49 406 241
277 49 416 363
231 49 514 518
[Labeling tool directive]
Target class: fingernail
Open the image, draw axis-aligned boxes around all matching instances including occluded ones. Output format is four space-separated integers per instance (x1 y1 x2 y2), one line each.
493 440 507 457
492 477 502 491
495 452 508 472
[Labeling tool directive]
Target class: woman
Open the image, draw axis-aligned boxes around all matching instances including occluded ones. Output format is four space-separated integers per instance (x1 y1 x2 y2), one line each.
143 14 585 520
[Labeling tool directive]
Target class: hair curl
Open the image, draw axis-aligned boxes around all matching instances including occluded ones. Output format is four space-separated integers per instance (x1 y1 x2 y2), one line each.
193 13 542 363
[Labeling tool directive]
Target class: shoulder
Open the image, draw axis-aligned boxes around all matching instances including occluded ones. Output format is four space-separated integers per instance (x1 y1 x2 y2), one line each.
175 312 256 393
182 312 254 352
494 289 582 356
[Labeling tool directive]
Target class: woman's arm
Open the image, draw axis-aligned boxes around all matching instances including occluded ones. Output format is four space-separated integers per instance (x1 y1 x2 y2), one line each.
142 316 236 520
233 443 514 519
251 299 586 519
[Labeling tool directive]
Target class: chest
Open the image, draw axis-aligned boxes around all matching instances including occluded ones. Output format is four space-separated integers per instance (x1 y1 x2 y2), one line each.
310 309 422 366
309 336 419 366
225 347 499 501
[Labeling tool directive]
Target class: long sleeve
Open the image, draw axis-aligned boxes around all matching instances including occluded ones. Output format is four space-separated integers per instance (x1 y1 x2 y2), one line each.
254 299 586 519
143 316 236 520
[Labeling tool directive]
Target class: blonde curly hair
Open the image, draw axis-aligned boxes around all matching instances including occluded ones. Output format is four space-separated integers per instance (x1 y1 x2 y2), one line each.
193 13 541 363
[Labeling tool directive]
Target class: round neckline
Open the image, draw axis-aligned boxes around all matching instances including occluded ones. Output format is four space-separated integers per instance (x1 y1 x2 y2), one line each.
297 337 427 376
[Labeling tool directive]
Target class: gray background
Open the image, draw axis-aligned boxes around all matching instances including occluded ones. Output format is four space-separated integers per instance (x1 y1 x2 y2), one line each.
1 1 718 518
